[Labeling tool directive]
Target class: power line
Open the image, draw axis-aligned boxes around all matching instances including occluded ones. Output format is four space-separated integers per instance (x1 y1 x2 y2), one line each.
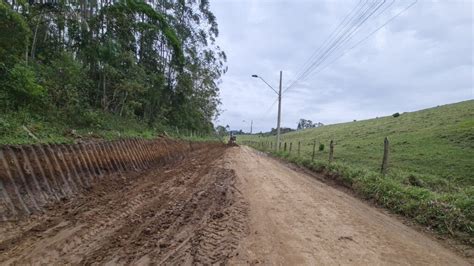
264 97 279 116
285 0 389 93
291 0 389 85
285 0 379 90
285 0 369 88
287 0 417 90
284 0 367 88
324 0 395 62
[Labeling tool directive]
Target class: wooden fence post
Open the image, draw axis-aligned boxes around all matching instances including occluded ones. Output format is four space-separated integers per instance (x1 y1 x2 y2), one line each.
279 142 281 151
270 142 273 150
312 141 316 161
381 137 389 175
289 142 292 154
298 141 301 157
284 142 287 152
329 140 334 163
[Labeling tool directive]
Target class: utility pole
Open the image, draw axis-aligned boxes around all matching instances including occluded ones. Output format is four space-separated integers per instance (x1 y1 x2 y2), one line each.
251 71 282 150
277 71 282 151
250 120 253 134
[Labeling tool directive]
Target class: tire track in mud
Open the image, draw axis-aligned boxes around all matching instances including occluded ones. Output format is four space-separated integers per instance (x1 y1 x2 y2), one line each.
81 162 249 265
0 144 249 265
28 189 159 265
159 168 249 265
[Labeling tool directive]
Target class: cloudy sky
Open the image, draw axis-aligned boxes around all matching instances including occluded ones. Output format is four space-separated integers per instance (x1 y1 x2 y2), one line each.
210 0 473 133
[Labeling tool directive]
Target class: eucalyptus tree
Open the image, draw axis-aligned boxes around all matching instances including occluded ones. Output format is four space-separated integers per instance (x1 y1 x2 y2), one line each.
1 0 226 133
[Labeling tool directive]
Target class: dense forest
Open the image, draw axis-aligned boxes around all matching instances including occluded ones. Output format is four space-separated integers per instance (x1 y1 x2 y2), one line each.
0 0 226 137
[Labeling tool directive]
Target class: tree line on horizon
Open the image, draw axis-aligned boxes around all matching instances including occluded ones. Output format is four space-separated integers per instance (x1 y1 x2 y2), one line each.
0 0 226 133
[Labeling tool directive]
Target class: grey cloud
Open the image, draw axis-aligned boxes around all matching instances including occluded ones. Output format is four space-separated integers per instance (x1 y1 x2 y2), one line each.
211 0 473 132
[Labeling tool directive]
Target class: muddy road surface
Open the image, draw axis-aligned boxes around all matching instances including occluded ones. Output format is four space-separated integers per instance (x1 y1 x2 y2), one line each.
0 145 470 265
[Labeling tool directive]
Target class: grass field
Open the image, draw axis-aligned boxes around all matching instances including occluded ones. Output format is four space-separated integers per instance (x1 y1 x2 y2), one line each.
240 100 474 190
239 100 474 243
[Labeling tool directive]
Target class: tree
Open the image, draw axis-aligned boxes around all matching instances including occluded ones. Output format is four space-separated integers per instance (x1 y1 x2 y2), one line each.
215 125 228 137
1 0 227 133
297 119 314 130
297 119 324 129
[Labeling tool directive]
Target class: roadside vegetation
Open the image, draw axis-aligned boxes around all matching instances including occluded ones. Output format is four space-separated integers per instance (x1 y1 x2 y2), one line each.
239 100 474 244
0 109 221 145
0 0 225 145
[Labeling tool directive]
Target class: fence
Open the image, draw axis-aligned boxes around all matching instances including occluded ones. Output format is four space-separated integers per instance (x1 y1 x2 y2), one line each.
241 137 390 174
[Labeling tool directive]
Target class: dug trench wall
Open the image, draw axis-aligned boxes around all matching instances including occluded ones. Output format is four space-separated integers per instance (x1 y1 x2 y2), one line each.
0 138 215 221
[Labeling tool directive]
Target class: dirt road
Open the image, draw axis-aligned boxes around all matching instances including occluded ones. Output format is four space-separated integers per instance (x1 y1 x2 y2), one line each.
228 146 469 265
0 145 470 265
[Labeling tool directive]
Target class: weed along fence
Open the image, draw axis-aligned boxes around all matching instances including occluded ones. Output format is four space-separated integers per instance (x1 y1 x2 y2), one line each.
242 138 391 174
0 138 212 221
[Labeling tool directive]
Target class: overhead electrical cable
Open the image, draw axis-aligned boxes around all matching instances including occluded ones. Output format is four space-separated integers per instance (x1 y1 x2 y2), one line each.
284 0 381 91
284 0 367 88
284 0 417 95
284 0 388 93
307 0 417 79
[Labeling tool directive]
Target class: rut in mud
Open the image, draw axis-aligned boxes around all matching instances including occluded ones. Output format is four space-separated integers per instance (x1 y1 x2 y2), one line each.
0 144 249 265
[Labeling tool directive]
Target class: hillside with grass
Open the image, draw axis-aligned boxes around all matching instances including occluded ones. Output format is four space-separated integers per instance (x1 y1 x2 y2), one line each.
239 100 474 243
241 100 473 187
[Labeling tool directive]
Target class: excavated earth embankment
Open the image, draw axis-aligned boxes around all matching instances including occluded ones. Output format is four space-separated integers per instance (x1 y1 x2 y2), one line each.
0 140 249 265
0 138 208 221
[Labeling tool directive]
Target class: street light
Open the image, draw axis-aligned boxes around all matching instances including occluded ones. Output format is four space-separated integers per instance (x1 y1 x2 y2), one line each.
251 71 283 151
251 74 279 95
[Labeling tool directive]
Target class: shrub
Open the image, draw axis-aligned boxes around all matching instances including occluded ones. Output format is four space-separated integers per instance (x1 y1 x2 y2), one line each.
319 143 325 151
0 117 11 136
69 109 105 128
392 112 400 118
1 63 45 110
406 175 425 187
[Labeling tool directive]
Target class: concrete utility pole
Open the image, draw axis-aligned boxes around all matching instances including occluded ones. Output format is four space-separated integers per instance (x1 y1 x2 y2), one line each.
251 71 283 151
250 120 253 134
277 71 282 151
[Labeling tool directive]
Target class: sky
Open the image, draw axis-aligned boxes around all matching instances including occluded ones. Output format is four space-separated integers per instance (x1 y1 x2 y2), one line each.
210 0 473 133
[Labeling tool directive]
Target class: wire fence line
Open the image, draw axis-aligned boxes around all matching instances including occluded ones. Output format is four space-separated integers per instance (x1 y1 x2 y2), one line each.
241 137 390 175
